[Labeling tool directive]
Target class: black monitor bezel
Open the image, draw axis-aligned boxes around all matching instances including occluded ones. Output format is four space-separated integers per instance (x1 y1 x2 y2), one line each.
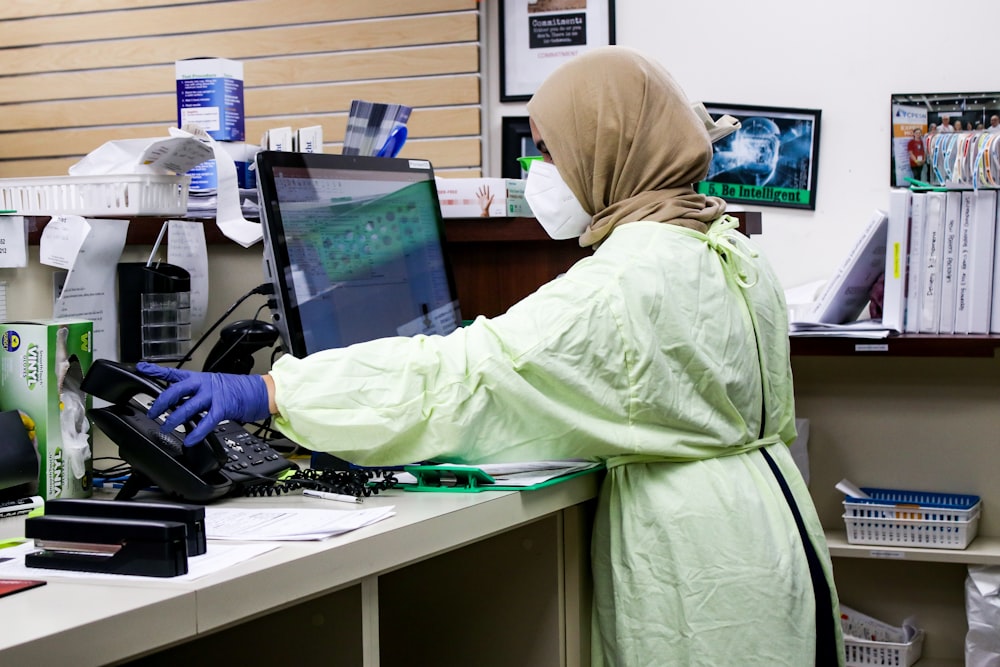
255 150 461 358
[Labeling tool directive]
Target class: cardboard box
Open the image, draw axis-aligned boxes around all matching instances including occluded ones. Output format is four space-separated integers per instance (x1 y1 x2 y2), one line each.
435 177 533 218
296 126 324 153
262 126 293 152
176 57 245 142
0 320 94 500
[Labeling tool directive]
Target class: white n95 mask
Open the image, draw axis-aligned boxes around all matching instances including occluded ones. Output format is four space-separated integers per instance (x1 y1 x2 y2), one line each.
523 161 592 240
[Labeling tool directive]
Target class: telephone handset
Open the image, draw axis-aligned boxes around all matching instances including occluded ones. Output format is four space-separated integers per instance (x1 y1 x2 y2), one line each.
81 359 297 503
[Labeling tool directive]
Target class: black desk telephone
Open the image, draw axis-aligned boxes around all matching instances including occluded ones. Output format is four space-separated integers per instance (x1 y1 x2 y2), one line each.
82 359 297 503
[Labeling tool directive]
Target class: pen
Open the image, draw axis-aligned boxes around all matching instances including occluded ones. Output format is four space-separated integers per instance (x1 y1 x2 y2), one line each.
302 489 363 505
0 496 44 519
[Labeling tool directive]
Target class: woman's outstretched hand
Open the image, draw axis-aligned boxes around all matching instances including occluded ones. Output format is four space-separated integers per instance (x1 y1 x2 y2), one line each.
136 362 271 446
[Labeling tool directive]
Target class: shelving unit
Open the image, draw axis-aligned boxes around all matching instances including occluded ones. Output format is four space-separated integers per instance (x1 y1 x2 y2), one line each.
793 340 1000 664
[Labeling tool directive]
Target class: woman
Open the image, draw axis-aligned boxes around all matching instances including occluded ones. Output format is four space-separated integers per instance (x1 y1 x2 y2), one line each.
142 46 843 665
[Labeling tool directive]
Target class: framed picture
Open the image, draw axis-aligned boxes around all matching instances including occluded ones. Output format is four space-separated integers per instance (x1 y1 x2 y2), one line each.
499 0 616 102
889 91 1000 187
501 116 541 179
696 103 822 210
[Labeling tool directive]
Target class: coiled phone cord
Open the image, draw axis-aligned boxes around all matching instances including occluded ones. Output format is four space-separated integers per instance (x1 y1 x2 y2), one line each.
239 466 399 498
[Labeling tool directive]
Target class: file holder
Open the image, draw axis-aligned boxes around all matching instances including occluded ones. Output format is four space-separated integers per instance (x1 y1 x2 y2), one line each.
404 465 496 492
402 463 603 493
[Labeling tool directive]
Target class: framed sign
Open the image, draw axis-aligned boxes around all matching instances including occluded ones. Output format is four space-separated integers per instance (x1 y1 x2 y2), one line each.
696 103 822 210
499 0 616 102
501 116 541 179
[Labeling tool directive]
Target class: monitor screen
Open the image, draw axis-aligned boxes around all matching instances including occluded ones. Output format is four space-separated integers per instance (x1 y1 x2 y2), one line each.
255 151 462 358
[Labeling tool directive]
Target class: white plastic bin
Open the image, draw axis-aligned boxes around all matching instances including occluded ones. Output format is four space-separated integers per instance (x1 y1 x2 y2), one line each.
0 174 190 216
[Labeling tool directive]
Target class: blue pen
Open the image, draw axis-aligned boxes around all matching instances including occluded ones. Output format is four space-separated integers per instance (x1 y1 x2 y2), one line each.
376 125 408 158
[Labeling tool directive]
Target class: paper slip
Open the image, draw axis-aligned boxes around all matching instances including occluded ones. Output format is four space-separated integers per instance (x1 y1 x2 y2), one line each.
204 506 396 541
789 319 893 339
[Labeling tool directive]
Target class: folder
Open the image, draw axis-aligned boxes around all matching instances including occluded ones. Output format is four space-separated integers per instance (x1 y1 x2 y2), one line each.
402 461 604 493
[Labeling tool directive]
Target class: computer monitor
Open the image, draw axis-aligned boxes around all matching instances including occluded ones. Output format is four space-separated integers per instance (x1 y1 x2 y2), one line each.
255 151 462 358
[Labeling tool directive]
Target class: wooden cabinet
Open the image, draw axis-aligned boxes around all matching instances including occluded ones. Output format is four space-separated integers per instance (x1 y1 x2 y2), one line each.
441 212 762 318
442 217 590 318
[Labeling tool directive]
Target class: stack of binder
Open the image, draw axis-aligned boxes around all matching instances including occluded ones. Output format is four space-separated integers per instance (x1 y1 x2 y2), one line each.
882 187 1000 335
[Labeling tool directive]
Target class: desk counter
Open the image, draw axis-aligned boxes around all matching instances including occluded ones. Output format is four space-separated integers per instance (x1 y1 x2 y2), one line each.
0 473 600 667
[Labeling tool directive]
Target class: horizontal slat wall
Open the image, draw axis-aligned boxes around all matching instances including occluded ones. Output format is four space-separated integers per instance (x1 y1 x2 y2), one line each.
0 0 482 179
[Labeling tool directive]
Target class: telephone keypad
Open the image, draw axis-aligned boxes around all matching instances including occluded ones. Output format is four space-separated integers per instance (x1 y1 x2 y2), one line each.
207 420 297 484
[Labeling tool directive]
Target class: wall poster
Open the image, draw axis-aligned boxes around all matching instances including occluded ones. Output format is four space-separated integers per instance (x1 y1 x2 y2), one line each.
500 0 615 102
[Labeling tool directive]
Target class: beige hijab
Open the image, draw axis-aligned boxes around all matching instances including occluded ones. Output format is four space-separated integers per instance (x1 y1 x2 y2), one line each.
526 46 725 247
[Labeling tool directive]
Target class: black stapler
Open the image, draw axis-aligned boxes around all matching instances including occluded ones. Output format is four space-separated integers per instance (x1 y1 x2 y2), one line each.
24 514 188 577
43 498 207 556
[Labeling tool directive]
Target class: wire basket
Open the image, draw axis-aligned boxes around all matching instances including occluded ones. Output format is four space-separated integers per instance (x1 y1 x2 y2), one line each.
0 174 190 216
843 487 982 549
844 631 924 667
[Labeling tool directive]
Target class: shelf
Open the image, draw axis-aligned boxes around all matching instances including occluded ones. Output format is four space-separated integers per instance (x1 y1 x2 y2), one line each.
826 530 1000 565
23 211 762 246
791 333 1000 357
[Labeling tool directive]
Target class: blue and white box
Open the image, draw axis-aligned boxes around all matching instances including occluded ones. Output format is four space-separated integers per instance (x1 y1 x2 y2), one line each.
175 57 245 142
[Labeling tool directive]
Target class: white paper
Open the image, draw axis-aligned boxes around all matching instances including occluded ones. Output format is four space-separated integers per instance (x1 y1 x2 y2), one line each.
0 215 28 268
167 219 209 333
836 479 870 499
204 505 397 541
50 218 130 362
139 136 214 174
0 540 277 582
204 132 263 247
789 319 893 339
39 214 91 269
68 134 212 176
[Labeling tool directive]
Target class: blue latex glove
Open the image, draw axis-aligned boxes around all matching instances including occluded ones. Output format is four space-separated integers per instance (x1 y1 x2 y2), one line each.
136 362 271 446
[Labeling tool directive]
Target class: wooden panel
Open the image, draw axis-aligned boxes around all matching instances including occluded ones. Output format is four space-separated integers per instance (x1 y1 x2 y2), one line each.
0 0 204 20
0 107 480 161
0 0 476 47
0 137 481 178
0 1 482 180
0 14 478 76
0 44 479 104
4 73 479 132
245 76 480 118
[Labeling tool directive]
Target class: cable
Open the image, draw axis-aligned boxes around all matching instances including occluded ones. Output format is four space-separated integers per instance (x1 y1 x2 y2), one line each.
238 467 400 498
174 283 274 369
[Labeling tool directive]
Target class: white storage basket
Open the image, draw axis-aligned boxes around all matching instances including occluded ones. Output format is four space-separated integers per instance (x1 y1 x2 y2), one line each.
0 174 190 216
844 631 924 667
843 487 982 549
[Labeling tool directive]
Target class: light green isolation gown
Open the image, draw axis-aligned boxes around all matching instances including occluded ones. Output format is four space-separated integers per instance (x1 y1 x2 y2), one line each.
269 217 844 666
